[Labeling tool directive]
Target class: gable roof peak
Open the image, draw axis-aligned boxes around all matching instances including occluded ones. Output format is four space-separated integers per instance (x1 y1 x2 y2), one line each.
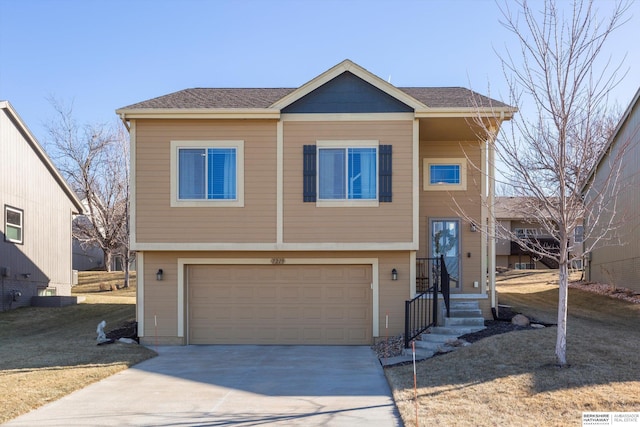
269 59 427 111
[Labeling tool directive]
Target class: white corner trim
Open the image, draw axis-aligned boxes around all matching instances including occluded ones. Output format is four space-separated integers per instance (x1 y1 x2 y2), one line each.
413 119 419 246
277 121 284 244
137 251 144 337
129 121 137 246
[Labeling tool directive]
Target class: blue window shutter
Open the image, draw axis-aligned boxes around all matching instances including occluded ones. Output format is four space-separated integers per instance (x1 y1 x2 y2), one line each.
303 145 316 202
379 145 392 202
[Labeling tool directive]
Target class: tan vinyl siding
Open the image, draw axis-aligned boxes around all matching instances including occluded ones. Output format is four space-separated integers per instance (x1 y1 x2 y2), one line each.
134 119 277 243
140 250 412 344
142 252 181 340
283 121 413 243
0 110 75 304
418 140 483 293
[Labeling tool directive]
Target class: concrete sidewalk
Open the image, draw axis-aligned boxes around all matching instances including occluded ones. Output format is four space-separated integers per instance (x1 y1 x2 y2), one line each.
3 345 402 426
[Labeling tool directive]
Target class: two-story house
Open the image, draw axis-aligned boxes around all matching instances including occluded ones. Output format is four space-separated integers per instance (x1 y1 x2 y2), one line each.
117 60 515 345
1 101 83 311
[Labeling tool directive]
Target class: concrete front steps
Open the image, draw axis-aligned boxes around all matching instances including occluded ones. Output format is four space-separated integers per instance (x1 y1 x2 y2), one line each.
395 300 486 363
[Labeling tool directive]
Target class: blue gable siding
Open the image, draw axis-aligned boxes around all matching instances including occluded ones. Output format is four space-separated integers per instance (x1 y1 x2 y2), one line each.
282 72 413 114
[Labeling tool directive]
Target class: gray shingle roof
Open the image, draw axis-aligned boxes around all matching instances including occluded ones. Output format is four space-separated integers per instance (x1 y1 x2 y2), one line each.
119 86 509 111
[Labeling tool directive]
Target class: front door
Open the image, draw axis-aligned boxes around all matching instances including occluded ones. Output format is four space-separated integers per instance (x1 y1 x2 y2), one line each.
430 219 461 290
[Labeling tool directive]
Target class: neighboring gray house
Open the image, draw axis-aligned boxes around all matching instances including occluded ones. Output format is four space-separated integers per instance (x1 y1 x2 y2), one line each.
1 101 83 310
584 88 640 292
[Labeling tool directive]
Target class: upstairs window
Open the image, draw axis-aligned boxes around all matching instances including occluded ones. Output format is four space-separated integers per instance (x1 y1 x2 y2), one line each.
171 141 244 207
179 148 237 200
318 147 377 200
303 141 392 206
574 225 584 243
5 206 23 244
424 158 467 191
429 164 460 185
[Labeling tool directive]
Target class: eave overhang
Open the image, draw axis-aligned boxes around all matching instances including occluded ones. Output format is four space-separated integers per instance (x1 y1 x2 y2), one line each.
414 106 517 119
116 108 281 120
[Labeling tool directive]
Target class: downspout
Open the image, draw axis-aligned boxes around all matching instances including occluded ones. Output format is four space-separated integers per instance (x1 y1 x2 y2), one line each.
119 113 130 132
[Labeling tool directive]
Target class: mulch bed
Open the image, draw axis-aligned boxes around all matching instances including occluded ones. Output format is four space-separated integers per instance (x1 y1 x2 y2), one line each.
372 305 554 358
106 320 139 343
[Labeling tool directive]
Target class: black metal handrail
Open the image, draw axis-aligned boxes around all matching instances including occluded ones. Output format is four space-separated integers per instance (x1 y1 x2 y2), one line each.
404 255 451 348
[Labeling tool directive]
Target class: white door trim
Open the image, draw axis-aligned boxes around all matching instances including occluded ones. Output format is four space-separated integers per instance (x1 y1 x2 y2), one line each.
177 257 379 342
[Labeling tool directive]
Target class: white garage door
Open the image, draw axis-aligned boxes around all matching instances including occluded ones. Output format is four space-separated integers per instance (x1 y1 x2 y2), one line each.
188 264 372 345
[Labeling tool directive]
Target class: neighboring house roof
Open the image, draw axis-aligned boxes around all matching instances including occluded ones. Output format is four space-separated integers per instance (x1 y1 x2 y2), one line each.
117 59 515 118
583 86 640 192
494 196 549 220
0 101 84 214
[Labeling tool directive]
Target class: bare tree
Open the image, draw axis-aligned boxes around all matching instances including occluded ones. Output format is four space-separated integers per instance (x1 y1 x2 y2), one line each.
45 98 133 287
478 0 630 366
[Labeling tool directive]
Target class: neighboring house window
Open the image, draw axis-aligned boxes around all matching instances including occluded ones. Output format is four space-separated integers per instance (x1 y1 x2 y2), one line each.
4 205 23 244
515 228 538 238
170 141 244 207
574 225 584 243
423 158 467 191
303 141 392 206
515 262 535 270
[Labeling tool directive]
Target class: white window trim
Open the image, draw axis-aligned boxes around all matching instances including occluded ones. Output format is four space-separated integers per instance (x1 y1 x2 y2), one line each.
170 140 244 208
5 205 23 244
423 158 467 191
316 140 379 207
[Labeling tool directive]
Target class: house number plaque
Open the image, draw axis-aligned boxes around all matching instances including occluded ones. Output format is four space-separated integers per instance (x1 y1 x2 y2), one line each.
271 258 285 264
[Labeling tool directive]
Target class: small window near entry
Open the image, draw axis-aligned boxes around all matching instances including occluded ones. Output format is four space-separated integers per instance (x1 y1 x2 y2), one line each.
5 206 23 244
424 158 467 191
430 164 460 184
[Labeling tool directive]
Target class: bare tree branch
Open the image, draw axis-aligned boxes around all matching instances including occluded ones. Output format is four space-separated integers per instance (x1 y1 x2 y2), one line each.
467 0 631 366
44 98 133 286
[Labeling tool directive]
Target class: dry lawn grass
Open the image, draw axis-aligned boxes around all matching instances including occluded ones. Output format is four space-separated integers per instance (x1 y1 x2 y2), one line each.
0 271 155 424
385 270 640 427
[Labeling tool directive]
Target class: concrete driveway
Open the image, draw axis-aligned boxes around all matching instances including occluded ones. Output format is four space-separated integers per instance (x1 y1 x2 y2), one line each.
4 345 402 426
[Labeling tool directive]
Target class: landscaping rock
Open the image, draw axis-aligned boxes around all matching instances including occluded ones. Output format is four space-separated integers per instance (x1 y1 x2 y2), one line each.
511 314 530 327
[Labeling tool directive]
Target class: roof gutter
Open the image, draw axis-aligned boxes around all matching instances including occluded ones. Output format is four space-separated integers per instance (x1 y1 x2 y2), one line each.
115 108 281 120
414 106 517 119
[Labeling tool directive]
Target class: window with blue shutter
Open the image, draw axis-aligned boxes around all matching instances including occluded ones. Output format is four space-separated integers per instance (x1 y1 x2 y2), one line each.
304 144 392 203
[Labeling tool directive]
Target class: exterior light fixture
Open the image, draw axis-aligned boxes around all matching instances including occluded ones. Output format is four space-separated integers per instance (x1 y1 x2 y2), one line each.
156 269 164 281
391 268 398 281
470 222 477 232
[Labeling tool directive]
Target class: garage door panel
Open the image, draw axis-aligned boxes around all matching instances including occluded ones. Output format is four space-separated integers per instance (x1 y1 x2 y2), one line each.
188 264 372 345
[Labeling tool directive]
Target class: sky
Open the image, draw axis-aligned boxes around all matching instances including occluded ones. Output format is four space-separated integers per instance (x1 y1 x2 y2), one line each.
1 0 639 146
